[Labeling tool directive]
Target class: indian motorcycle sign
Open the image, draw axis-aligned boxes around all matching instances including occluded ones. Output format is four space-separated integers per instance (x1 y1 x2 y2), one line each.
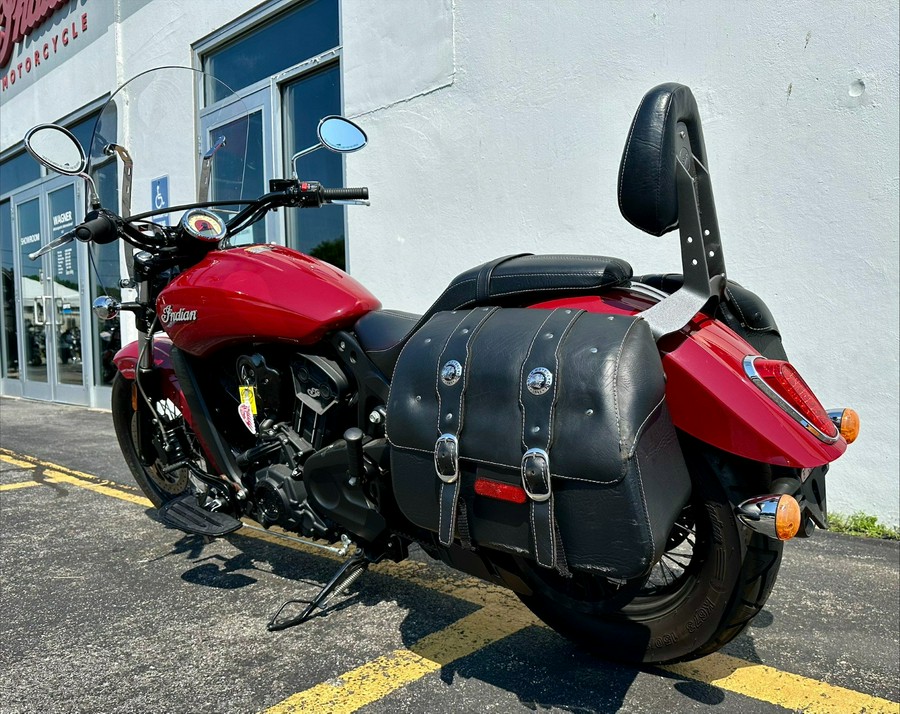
0 0 91 94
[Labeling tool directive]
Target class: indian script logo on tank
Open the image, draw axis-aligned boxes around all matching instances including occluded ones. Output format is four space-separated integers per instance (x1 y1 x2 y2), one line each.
160 305 198 327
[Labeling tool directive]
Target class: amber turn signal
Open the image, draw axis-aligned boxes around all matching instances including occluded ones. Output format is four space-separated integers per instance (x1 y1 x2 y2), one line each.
736 493 802 541
840 408 860 444
774 494 802 540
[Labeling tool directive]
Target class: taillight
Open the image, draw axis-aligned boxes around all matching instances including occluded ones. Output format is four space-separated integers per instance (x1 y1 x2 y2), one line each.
743 356 839 443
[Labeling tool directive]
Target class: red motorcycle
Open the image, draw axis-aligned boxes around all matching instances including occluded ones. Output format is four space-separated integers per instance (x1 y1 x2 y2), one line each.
25 67 857 664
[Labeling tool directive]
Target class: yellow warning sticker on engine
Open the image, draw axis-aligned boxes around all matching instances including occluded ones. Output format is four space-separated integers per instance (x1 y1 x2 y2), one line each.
239 386 258 415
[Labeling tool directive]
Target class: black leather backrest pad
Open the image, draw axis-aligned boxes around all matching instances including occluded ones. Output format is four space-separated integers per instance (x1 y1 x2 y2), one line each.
618 83 709 236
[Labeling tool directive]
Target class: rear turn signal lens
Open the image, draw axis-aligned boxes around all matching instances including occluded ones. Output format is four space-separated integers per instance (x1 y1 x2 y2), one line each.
744 357 838 442
774 494 802 540
828 407 860 444
736 493 802 541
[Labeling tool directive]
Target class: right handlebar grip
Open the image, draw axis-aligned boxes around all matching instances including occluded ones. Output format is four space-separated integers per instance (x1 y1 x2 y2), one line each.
74 213 117 244
321 187 369 201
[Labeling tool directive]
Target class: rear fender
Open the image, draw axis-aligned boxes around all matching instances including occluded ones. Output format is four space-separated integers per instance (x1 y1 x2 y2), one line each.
531 293 846 468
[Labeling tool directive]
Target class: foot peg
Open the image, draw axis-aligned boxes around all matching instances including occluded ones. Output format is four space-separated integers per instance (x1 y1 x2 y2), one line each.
267 550 369 631
158 493 243 537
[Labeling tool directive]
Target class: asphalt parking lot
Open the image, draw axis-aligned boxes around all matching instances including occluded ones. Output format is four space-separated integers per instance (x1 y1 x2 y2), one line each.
1 396 898 714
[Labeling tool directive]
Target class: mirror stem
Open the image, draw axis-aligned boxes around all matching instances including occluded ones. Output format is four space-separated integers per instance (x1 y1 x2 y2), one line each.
289 142 324 179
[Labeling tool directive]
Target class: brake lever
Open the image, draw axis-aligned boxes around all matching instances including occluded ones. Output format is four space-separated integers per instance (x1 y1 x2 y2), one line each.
28 231 76 260
328 199 371 206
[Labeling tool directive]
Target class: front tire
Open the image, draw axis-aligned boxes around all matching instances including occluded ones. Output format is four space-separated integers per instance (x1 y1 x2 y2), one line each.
514 449 783 664
111 373 192 508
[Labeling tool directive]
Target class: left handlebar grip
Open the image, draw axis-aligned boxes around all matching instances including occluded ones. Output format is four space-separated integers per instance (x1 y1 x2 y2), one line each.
74 213 117 244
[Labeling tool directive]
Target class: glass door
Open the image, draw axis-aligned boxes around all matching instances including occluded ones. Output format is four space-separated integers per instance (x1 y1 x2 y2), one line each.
12 177 89 405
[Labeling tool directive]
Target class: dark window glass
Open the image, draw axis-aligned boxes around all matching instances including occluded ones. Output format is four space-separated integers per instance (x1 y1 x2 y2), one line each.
283 63 345 268
211 111 265 244
69 113 100 162
0 199 18 377
17 198 47 382
89 160 120 385
0 151 41 196
203 0 339 104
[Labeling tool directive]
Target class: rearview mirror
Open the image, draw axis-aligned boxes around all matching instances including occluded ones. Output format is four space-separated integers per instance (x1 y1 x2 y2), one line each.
24 124 87 176
317 116 367 154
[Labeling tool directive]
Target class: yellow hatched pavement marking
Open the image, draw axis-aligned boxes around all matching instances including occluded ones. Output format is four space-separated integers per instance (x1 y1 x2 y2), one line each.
0 454 36 469
0 481 43 492
0 453 153 508
2 448 898 714
663 654 900 714
265 606 534 714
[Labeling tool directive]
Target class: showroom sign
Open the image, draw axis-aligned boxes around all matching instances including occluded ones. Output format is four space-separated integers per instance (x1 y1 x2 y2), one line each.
1 0 89 93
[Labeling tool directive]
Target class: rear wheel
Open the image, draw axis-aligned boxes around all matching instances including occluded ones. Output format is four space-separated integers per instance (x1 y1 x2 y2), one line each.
111 373 195 508
514 449 783 664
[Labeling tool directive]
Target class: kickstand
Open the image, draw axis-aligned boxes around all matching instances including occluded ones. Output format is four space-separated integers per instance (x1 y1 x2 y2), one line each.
267 550 369 631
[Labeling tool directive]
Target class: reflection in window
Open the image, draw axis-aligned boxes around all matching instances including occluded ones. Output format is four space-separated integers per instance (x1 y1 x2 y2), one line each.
16 198 47 382
211 111 265 245
89 156 121 385
0 151 41 196
283 63 345 269
0 200 18 378
203 0 338 103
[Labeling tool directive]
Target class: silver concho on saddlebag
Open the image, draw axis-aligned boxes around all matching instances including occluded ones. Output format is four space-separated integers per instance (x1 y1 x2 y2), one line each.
527 367 553 395
441 360 463 386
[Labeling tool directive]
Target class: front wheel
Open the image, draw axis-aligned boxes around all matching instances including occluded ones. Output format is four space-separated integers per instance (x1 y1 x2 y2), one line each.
111 373 193 508
514 450 783 664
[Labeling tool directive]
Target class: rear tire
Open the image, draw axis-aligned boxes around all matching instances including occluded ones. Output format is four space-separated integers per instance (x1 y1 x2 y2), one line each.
111 373 192 508
514 449 783 664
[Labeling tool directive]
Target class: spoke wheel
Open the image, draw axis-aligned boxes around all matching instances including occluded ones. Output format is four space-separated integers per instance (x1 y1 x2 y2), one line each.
513 449 784 664
111 373 196 507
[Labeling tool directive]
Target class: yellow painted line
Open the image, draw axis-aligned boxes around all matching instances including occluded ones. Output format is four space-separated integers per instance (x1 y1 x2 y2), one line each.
663 653 900 714
3 447 897 714
42 469 153 508
0 481 42 492
0 454 36 469
0 449 143 491
265 606 532 714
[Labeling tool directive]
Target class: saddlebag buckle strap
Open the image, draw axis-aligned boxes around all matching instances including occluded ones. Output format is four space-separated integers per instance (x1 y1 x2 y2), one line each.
521 448 551 502
434 433 460 484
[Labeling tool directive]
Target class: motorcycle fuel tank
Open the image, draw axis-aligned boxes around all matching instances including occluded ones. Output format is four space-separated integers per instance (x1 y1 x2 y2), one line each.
157 245 381 357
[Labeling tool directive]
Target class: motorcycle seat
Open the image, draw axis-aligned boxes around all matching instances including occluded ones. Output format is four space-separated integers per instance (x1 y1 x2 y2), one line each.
355 253 633 376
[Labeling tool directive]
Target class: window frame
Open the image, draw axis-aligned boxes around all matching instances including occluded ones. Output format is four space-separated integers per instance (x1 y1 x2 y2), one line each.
193 0 348 263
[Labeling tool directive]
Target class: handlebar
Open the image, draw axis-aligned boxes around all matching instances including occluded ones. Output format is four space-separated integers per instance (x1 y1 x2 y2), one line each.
28 181 369 261
322 187 369 201
74 212 117 244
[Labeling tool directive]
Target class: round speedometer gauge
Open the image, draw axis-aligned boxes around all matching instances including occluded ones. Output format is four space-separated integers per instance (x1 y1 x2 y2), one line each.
180 208 226 242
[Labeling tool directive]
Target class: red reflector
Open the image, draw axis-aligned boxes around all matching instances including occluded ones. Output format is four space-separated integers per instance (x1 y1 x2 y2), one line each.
474 478 527 504
751 358 838 438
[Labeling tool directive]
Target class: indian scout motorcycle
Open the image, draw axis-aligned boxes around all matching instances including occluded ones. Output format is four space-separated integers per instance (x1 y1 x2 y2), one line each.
24 67 859 664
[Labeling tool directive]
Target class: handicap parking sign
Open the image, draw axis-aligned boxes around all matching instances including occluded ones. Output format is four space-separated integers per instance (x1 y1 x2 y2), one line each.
151 176 169 225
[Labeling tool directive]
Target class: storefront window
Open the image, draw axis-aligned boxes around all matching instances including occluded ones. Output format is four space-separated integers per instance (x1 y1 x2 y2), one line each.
203 0 338 103
86 110 121 386
0 200 17 378
0 152 40 196
199 0 345 266
282 64 345 267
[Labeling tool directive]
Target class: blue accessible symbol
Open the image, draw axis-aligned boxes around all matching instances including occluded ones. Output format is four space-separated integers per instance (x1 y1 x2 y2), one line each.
150 176 170 226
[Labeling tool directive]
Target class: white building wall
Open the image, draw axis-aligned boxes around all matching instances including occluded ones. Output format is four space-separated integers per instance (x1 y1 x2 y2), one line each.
341 0 899 525
1 0 896 524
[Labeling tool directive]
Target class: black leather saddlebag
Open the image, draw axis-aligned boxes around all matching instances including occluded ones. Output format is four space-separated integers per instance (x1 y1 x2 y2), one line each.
385 307 691 579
